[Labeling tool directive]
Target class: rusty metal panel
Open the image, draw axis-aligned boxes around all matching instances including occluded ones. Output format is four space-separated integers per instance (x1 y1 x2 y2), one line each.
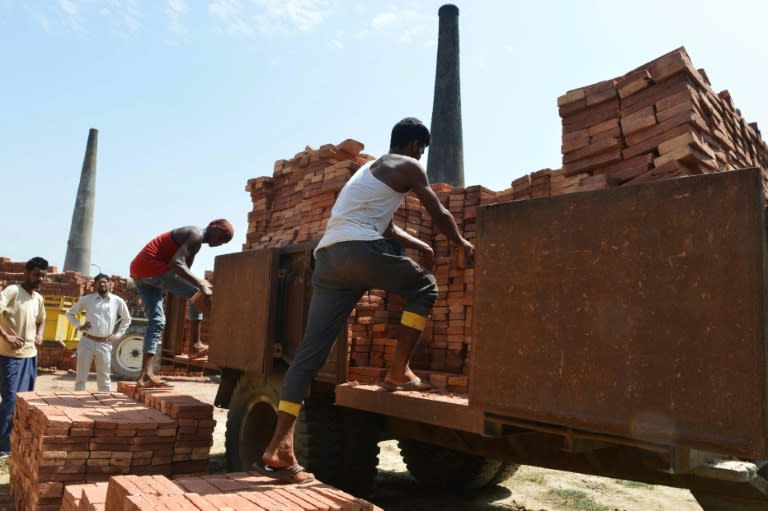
470 168 768 458
208 249 276 374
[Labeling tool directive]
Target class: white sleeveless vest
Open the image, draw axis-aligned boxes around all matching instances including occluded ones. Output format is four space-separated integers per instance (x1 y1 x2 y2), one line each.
316 160 405 251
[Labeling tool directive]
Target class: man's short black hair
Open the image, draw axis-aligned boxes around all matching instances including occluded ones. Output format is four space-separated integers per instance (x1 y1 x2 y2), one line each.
390 117 430 150
94 273 110 282
25 257 49 271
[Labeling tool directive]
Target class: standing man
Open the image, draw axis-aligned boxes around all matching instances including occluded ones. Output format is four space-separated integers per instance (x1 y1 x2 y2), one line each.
129 219 234 388
0 257 48 458
66 273 132 392
257 118 474 482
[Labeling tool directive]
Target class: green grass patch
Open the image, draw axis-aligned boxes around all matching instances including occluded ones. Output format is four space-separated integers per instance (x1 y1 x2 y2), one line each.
614 479 653 489
518 472 547 484
548 488 609 511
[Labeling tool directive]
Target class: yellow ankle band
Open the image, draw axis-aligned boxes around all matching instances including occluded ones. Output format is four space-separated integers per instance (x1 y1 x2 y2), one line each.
278 400 302 417
401 311 428 331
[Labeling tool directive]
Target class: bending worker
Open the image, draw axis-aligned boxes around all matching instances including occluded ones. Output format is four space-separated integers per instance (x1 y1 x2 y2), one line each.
129 219 233 388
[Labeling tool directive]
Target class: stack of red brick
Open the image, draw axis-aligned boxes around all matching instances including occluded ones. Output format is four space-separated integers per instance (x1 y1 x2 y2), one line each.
0 257 145 319
515 47 768 198
244 139 374 249
241 48 767 396
61 472 380 511
9 386 213 510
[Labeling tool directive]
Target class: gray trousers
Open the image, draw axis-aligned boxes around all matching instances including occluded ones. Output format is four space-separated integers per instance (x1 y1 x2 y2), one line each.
280 239 438 404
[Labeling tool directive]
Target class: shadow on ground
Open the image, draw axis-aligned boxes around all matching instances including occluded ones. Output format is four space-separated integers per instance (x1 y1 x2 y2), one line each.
369 469 536 511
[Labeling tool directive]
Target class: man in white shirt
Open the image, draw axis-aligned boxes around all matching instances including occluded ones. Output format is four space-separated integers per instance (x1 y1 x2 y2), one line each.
66 273 131 392
0 256 48 458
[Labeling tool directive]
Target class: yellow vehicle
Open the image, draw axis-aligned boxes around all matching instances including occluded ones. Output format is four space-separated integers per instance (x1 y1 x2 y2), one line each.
42 295 82 349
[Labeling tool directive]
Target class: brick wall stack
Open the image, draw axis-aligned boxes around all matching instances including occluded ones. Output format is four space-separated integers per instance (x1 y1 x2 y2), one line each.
9 388 213 511
0 258 144 319
61 472 380 511
244 139 374 250
513 47 767 199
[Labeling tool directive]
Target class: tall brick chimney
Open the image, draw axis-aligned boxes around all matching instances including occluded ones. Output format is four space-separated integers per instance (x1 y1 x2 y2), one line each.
64 128 98 275
427 4 464 187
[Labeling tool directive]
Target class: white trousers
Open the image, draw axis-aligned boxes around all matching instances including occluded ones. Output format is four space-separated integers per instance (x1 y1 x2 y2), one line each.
75 337 112 392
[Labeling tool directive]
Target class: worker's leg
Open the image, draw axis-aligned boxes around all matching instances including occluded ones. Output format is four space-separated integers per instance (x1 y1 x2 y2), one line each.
262 285 361 477
93 341 112 392
0 356 34 455
187 304 206 354
135 280 165 384
263 244 364 474
160 272 207 354
364 240 438 385
0 356 20 454
74 337 96 391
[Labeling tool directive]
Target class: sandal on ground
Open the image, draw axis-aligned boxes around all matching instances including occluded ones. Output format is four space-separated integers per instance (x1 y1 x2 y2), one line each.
252 461 315 484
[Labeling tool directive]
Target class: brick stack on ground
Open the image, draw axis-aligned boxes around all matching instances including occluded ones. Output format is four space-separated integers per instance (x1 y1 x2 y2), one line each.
9 385 213 511
240 48 766 396
61 472 381 511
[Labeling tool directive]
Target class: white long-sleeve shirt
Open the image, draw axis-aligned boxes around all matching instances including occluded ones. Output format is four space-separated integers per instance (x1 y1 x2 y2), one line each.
66 292 131 339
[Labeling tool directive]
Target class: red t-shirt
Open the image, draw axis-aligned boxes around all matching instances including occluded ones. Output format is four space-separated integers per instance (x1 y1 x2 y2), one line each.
130 231 179 278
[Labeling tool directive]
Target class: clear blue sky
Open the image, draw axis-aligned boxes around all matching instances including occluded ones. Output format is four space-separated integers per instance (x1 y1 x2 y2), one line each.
2 0 766 278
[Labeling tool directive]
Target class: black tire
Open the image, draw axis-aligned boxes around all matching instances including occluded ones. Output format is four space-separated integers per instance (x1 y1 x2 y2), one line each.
336 408 381 497
399 438 518 491
111 323 157 381
488 461 520 486
225 373 281 472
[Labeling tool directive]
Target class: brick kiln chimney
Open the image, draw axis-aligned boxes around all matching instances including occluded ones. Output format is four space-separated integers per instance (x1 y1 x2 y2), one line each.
63 128 98 275
427 4 465 187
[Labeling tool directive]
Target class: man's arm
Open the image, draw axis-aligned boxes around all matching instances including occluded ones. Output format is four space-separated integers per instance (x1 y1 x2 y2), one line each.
405 163 475 258
384 222 432 252
112 297 132 340
168 227 210 293
384 222 435 269
0 288 22 349
65 296 86 330
35 296 45 345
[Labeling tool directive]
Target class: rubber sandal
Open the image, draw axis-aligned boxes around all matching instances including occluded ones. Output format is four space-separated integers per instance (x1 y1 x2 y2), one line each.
378 377 433 392
252 461 315 484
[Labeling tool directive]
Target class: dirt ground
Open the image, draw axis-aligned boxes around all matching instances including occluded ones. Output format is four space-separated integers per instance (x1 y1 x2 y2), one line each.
0 371 704 511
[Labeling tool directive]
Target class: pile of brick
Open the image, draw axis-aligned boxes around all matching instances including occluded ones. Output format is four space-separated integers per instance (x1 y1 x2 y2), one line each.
9 386 213 510
244 139 374 250
516 47 768 198
0 257 145 318
240 48 767 396
62 472 380 511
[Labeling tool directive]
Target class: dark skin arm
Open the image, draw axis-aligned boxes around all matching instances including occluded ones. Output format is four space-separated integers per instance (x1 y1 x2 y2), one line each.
169 226 212 296
0 325 23 350
372 154 474 263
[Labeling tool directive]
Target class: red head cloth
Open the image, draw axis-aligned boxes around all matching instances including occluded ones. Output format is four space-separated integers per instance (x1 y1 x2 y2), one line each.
207 219 234 242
